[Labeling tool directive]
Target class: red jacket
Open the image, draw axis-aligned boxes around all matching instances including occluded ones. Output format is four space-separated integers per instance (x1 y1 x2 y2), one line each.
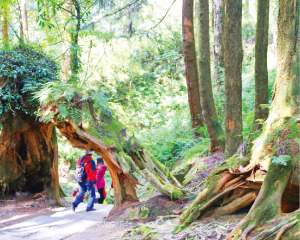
77 155 96 184
96 165 107 189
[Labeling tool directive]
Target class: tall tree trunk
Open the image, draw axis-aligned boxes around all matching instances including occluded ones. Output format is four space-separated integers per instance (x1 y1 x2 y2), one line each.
0 111 64 204
197 0 225 152
20 0 28 40
212 0 224 88
270 0 279 58
223 0 243 158
61 2 72 82
228 0 299 237
253 0 270 132
2 5 9 49
178 1 299 238
70 0 81 81
182 0 204 138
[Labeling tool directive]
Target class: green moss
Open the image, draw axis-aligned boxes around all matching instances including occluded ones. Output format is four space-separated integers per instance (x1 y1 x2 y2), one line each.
172 156 199 182
128 209 138 220
164 183 183 200
139 206 150 219
115 152 131 173
183 162 207 185
135 225 153 235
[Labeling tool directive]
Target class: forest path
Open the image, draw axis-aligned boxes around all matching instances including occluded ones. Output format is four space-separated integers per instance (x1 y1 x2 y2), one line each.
0 203 129 240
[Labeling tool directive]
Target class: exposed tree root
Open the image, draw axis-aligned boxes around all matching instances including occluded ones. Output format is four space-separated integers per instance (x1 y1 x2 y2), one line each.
226 155 296 239
241 224 256 240
274 219 298 240
176 153 299 237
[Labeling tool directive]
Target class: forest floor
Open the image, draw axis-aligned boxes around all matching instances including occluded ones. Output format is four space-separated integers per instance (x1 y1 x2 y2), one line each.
0 193 246 240
0 153 247 239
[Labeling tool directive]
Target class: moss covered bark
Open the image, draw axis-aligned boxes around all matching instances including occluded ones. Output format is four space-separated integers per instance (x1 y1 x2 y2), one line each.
176 1 299 238
182 0 204 138
49 102 187 206
197 0 225 152
223 0 243 158
253 0 270 131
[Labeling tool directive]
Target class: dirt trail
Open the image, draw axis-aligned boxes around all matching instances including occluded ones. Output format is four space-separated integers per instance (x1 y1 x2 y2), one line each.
0 203 132 240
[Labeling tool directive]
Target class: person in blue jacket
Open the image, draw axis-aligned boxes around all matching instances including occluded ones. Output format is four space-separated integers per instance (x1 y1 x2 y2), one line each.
72 150 97 212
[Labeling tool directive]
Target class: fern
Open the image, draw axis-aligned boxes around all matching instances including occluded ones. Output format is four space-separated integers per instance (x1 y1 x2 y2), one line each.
58 102 69 119
69 108 82 123
271 155 291 166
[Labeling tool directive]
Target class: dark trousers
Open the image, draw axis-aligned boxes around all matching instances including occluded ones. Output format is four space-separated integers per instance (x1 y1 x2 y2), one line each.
97 188 105 204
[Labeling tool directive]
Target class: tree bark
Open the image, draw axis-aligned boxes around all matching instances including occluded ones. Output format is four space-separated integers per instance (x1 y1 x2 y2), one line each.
197 0 225 152
70 0 81 81
20 0 29 40
0 111 64 203
212 0 224 88
61 2 72 82
2 5 9 49
253 0 270 131
177 1 299 238
182 0 204 138
223 0 243 158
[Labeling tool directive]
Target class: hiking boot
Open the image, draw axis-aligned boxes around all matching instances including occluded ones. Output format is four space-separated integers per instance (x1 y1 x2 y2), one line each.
72 203 76 212
86 208 96 212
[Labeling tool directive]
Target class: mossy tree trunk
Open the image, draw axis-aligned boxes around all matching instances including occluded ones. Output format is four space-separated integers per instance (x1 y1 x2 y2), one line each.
178 0 299 238
223 0 243 159
2 4 9 50
197 0 225 152
212 0 224 89
70 0 81 80
46 102 187 207
20 0 29 40
0 111 65 204
253 0 270 132
182 0 204 138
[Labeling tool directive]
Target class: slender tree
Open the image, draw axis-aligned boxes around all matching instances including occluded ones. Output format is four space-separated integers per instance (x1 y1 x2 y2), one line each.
197 0 224 152
20 0 29 40
223 0 243 158
182 0 204 138
212 0 224 88
2 4 9 49
70 0 81 80
253 0 270 131
228 0 299 237
179 1 299 238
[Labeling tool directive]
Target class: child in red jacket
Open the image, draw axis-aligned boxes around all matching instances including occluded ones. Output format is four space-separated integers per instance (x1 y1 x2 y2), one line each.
96 157 107 204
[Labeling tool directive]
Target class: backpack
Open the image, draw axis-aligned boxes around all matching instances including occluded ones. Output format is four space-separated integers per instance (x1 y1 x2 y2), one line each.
74 158 87 183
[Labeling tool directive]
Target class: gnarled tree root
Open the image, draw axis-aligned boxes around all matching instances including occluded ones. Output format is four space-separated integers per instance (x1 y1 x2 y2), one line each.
176 155 299 238
226 157 297 239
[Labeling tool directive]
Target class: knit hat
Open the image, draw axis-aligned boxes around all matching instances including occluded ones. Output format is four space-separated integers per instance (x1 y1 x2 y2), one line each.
85 150 94 155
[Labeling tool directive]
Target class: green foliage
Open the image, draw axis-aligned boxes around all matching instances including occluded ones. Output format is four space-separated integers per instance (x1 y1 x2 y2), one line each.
271 155 291 166
0 45 59 119
34 81 111 124
242 22 256 41
138 114 207 167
